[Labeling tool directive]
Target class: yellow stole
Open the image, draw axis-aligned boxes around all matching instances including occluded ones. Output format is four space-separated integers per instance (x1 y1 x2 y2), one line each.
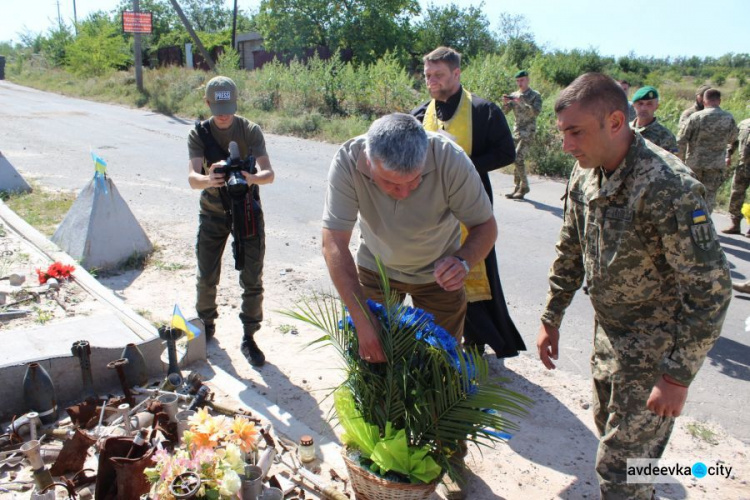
423 88 492 302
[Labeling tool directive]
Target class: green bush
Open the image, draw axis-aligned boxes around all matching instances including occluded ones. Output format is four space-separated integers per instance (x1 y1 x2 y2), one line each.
461 52 515 104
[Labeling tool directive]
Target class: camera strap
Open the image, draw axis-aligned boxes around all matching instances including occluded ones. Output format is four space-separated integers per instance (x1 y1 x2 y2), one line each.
195 120 233 225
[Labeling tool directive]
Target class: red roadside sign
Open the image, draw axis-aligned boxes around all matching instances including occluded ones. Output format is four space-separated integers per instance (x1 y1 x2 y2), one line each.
122 11 153 34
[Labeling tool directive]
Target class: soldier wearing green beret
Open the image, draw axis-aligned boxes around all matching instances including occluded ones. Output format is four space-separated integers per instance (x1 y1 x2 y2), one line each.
630 85 678 154
538 73 730 500
502 70 542 199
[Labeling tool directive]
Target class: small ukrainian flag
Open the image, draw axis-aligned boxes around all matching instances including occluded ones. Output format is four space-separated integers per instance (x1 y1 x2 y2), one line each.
171 304 201 340
692 209 707 224
91 151 107 176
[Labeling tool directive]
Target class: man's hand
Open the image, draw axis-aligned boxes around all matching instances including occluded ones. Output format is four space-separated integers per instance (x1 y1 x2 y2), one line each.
354 318 387 363
537 323 560 370
433 256 467 291
207 162 227 188
647 375 688 417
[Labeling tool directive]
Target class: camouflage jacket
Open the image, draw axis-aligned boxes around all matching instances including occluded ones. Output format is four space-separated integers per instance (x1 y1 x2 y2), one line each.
541 133 731 385
677 107 738 170
678 103 701 130
728 118 750 166
503 87 542 136
631 117 678 154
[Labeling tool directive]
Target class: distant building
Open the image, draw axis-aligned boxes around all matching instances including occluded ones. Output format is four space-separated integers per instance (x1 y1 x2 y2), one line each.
235 31 264 70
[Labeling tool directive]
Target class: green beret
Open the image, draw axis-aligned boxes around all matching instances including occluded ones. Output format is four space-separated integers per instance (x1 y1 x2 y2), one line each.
514 70 528 78
632 86 659 102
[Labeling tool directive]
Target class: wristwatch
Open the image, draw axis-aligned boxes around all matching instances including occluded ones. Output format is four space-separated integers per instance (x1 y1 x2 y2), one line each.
455 256 470 273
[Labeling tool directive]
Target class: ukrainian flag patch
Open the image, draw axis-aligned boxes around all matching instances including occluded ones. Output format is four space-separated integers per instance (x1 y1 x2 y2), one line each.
692 209 707 224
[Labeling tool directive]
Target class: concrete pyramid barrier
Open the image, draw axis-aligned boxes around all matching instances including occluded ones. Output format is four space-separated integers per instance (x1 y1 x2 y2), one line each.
52 175 153 270
0 151 32 194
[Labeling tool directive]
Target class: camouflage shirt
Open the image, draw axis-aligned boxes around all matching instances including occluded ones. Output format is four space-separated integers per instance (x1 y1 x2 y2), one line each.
678 103 701 130
503 87 542 136
728 118 750 166
631 117 678 154
677 107 738 170
541 133 731 385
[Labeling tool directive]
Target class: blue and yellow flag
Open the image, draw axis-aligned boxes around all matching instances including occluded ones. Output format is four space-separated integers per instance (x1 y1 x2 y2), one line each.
692 209 707 224
171 304 201 340
91 151 107 176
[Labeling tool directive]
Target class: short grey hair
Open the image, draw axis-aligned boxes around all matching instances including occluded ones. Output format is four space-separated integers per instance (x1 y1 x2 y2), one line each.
365 113 428 174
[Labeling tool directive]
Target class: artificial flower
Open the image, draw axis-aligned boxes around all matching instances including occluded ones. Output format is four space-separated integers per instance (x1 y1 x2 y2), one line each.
36 261 75 284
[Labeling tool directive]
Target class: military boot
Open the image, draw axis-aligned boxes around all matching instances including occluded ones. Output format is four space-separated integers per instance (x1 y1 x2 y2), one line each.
732 281 750 294
511 186 530 199
504 186 519 198
241 333 266 367
721 216 742 234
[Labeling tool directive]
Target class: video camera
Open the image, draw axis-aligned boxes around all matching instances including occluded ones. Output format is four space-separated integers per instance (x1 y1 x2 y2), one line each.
215 141 257 199
216 141 263 270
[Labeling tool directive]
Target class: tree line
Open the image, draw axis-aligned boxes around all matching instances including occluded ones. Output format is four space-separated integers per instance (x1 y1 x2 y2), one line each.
2 0 749 85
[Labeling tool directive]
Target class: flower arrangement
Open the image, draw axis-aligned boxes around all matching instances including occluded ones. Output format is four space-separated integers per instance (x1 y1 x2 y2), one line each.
35 261 75 284
283 261 531 487
145 408 260 499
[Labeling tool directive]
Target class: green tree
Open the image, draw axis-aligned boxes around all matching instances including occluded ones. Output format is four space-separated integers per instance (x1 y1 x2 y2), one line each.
495 13 539 70
40 25 75 67
256 0 419 64
65 12 130 76
413 2 496 61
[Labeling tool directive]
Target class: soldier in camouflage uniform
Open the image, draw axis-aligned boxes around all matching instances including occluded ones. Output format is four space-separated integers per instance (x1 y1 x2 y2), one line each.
677 88 738 213
721 118 750 235
630 85 677 153
618 80 636 122
538 73 731 500
678 84 711 129
502 70 542 199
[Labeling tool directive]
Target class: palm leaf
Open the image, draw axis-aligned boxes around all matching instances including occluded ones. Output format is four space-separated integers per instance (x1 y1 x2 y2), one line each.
279 257 532 477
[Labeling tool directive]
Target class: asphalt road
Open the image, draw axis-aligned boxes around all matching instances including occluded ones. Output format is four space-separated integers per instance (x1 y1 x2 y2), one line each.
1 80 748 443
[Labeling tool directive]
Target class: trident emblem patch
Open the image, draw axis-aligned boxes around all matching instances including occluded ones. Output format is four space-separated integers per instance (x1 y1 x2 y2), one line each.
690 209 715 251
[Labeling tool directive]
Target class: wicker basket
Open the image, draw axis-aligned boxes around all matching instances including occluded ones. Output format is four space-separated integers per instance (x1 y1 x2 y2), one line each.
342 450 438 500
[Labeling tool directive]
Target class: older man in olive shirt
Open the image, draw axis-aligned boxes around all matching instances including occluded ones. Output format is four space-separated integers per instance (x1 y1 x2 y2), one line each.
322 113 497 364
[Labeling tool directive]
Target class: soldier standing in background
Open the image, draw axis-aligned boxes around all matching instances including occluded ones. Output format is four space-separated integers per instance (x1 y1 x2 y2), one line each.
721 118 750 235
618 79 636 121
630 85 678 153
677 88 738 212
678 84 711 129
538 73 731 500
502 70 542 199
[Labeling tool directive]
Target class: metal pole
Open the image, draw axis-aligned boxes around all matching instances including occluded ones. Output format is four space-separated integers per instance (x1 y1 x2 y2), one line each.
231 0 238 50
169 0 215 71
133 0 144 92
72 0 78 34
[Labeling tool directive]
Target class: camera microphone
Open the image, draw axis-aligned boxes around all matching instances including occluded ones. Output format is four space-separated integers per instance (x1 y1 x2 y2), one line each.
228 141 241 161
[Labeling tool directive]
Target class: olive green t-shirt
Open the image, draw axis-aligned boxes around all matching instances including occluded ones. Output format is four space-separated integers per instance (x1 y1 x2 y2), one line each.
188 115 268 215
322 132 494 284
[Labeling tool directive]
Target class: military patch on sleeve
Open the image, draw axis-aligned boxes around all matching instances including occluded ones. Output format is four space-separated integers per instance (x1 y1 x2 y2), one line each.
690 209 716 251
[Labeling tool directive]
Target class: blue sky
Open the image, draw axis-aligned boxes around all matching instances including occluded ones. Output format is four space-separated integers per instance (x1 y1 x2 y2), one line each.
1 0 747 59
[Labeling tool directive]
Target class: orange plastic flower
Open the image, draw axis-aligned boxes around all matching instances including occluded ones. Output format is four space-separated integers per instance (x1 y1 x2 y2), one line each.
229 417 259 453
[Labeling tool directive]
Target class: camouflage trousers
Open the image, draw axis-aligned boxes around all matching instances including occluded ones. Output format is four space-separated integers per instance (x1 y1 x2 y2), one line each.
591 322 675 500
513 131 534 189
727 163 750 219
195 213 265 335
691 166 726 213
